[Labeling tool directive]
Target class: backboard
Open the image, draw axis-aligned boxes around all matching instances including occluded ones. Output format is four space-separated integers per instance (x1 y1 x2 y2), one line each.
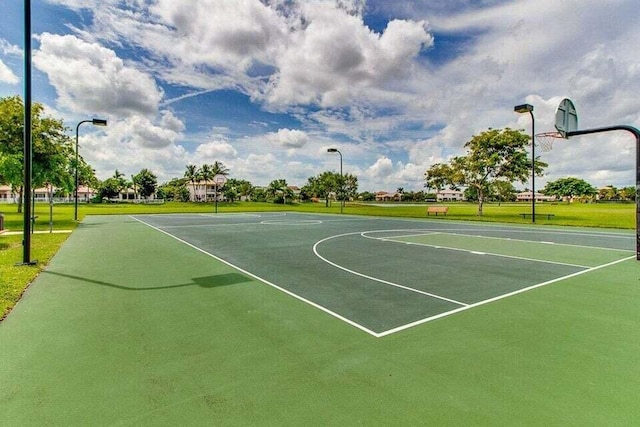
214 174 227 187
554 98 578 138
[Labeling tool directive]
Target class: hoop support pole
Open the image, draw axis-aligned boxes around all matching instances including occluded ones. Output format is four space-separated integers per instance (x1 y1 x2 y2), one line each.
567 125 640 261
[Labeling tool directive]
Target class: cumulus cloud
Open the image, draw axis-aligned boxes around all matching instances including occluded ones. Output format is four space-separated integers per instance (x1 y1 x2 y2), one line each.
0 60 18 84
194 139 238 160
366 157 394 178
265 2 433 107
267 128 309 148
33 33 163 115
0 39 21 85
149 0 285 70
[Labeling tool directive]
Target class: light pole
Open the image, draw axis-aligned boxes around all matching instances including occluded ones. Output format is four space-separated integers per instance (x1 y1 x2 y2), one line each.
327 148 343 214
514 104 535 222
75 118 107 221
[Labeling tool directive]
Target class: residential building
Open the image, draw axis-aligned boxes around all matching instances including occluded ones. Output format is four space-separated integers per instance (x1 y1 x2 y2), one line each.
436 189 465 202
186 180 226 202
516 191 556 202
375 191 401 202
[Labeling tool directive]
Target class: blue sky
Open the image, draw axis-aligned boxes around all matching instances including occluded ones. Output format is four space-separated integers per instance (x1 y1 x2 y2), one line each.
1 0 638 192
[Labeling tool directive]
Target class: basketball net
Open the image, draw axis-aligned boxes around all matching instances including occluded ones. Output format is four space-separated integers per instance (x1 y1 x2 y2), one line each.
534 131 564 152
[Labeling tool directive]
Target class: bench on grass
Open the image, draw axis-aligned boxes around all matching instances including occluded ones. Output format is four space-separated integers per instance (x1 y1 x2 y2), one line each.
427 206 448 216
519 213 555 220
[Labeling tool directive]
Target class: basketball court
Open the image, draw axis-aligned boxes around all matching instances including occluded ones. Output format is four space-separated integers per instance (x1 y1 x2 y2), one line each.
133 212 635 337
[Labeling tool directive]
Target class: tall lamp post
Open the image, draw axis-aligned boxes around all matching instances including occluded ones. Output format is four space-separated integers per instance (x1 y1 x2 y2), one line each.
75 118 107 221
514 104 535 223
327 148 343 214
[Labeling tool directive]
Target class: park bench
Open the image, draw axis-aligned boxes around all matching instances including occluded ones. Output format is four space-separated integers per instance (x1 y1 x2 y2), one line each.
427 206 449 216
519 213 555 220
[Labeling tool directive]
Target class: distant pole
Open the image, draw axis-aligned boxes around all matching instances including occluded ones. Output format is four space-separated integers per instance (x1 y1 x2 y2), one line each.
514 104 535 223
22 0 34 264
327 148 343 214
75 119 107 221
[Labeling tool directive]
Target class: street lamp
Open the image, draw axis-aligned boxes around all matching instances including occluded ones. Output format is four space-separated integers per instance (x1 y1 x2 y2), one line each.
514 104 535 223
75 118 107 221
327 148 343 214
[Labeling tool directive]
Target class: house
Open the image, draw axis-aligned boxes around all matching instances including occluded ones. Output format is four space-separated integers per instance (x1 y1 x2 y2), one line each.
288 186 301 200
516 191 556 202
0 185 18 203
1 184 99 203
436 189 465 202
186 180 226 202
375 191 401 202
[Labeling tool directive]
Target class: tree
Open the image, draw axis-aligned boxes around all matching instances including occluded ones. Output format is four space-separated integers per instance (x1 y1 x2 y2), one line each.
223 178 253 202
266 179 293 204
132 168 157 198
598 185 619 201
491 180 517 204
184 164 199 201
210 160 229 177
543 177 597 202
158 178 189 201
343 173 358 203
199 163 214 186
302 171 342 207
98 178 122 200
0 96 82 211
358 191 376 201
223 186 238 202
619 186 636 201
425 128 546 216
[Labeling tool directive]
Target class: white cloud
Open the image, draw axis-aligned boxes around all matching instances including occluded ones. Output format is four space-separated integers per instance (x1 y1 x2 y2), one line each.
33 33 163 116
267 128 309 149
194 140 238 160
265 2 433 107
0 39 21 85
0 60 18 84
366 157 394 178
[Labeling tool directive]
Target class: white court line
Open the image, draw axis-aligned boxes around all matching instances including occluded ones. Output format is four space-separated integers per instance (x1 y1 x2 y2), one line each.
313 231 468 307
198 213 262 218
376 255 636 337
360 229 592 269
369 214 636 241
429 231 636 253
362 228 634 253
160 221 268 229
130 216 381 337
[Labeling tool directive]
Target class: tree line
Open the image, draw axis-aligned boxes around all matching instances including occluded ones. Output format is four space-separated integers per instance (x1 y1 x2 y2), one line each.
2 96 634 211
425 128 635 215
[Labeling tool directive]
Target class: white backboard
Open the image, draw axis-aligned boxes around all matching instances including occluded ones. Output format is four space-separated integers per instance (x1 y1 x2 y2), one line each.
554 98 578 138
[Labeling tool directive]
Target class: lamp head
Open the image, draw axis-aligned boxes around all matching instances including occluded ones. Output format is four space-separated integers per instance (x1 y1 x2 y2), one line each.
92 118 108 126
327 148 338 153
514 104 534 113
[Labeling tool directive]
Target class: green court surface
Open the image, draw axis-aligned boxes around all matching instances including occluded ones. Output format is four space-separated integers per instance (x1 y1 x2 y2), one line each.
1 213 639 425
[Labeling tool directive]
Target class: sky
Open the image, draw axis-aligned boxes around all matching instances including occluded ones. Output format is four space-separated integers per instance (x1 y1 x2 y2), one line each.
0 0 638 192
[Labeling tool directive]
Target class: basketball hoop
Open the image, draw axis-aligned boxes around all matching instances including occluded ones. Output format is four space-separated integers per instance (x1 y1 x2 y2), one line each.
535 131 564 152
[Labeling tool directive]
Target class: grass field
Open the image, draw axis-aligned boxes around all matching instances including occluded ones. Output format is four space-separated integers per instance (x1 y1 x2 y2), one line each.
0 205 638 425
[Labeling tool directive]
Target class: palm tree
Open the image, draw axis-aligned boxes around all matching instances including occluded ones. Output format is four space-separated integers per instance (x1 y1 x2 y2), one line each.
184 164 199 202
266 179 293 204
199 164 214 202
210 161 229 177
